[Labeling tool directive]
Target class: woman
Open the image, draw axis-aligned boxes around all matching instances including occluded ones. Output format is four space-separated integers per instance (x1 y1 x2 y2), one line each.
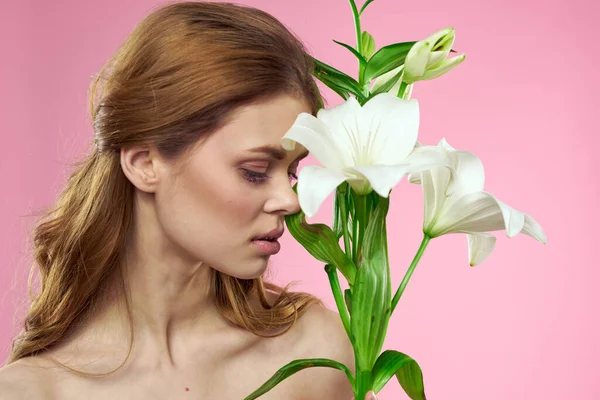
0 2 378 399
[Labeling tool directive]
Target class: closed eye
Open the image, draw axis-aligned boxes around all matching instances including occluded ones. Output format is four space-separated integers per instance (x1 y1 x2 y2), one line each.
242 169 298 185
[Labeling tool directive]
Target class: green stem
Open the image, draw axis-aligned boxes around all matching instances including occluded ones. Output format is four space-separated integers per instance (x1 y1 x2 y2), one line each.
355 369 373 400
353 193 367 266
348 0 364 86
352 222 358 264
325 264 352 342
390 234 432 314
338 186 352 257
397 81 408 99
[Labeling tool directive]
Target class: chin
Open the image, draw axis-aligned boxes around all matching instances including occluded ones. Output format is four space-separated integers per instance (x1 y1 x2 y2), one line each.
209 252 270 280
233 259 270 280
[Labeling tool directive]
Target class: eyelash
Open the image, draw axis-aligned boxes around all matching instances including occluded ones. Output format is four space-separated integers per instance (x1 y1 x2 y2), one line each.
242 169 298 185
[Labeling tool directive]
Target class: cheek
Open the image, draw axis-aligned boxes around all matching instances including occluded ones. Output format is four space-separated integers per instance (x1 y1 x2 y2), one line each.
193 168 261 224
155 164 263 258
155 167 270 279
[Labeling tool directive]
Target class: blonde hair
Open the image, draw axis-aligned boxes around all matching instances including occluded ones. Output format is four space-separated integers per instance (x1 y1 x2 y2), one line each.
7 1 324 375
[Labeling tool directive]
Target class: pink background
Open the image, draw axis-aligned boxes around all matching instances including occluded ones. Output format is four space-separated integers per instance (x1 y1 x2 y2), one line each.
1 0 598 398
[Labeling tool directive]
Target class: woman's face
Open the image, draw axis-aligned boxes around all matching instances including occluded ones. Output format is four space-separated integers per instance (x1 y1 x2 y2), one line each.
154 94 311 279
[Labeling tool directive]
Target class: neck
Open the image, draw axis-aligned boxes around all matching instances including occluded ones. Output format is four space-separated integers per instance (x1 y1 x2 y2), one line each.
58 214 233 371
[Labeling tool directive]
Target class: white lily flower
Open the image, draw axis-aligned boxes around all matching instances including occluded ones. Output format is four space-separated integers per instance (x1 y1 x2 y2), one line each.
281 92 452 218
408 138 547 266
402 27 466 85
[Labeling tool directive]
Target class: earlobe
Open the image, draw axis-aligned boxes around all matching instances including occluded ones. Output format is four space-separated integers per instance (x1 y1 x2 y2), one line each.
120 146 159 193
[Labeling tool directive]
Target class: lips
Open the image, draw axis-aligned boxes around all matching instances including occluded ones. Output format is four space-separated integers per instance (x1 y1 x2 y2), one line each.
252 227 284 241
252 227 284 256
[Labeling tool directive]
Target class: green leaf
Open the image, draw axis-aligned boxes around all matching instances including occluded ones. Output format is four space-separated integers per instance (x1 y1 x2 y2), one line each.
361 31 376 60
313 68 350 101
363 41 416 83
350 196 392 370
312 57 367 102
333 39 367 66
286 210 356 284
243 358 355 400
359 0 375 15
285 185 357 284
397 361 427 400
368 66 403 99
323 80 351 101
371 350 426 399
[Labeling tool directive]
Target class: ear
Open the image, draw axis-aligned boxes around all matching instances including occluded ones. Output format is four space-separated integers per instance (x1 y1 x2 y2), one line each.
120 145 162 193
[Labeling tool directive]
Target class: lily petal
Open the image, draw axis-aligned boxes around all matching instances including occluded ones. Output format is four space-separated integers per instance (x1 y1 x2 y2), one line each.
281 113 349 170
420 168 453 231
407 141 424 184
522 214 547 244
431 191 540 241
349 138 454 198
371 65 403 93
408 143 457 195
445 149 486 197
411 148 460 231
467 233 497 266
315 97 364 164
408 173 422 184
404 40 431 79
404 144 453 174
349 164 409 197
426 27 455 54
297 165 348 218
437 137 456 151
414 139 483 197
361 93 420 165
427 50 447 68
422 54 466 81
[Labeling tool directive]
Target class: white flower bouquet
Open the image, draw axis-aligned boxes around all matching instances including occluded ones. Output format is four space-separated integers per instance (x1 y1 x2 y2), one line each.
245 1 546 399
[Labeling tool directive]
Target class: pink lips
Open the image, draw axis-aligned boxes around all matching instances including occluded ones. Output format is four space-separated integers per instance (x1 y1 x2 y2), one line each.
252 227 284 255
253 228 284 241
251 239 281 255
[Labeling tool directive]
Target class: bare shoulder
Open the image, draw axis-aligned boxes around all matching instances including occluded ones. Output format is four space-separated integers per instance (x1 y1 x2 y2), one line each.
296 303 354 365
289 303 355 400
258 290 353 364
0 358 56 399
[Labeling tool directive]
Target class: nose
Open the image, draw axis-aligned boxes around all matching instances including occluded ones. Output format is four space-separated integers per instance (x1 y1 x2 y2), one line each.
263 179 301 216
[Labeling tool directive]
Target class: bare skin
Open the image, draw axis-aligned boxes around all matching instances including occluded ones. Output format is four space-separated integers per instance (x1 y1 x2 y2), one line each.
0 303 362 399
0 94 379 399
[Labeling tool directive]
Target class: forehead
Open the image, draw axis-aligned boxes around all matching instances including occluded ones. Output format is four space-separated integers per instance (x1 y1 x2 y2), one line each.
208 94 311 158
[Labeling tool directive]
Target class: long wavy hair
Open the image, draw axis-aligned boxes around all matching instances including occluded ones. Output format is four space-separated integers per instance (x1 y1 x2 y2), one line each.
6 1 325 374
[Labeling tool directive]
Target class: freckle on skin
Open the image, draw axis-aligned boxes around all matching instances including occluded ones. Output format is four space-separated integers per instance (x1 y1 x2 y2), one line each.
185 387 190 391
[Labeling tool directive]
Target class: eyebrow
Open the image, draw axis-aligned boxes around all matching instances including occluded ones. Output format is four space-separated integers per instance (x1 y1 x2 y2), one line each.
247 144 309 161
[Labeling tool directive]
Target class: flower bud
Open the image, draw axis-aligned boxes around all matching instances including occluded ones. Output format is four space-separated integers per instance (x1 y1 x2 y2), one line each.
403 27 465 84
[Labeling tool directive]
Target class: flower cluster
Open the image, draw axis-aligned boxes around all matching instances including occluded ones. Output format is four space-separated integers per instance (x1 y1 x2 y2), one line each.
245 2 546 400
